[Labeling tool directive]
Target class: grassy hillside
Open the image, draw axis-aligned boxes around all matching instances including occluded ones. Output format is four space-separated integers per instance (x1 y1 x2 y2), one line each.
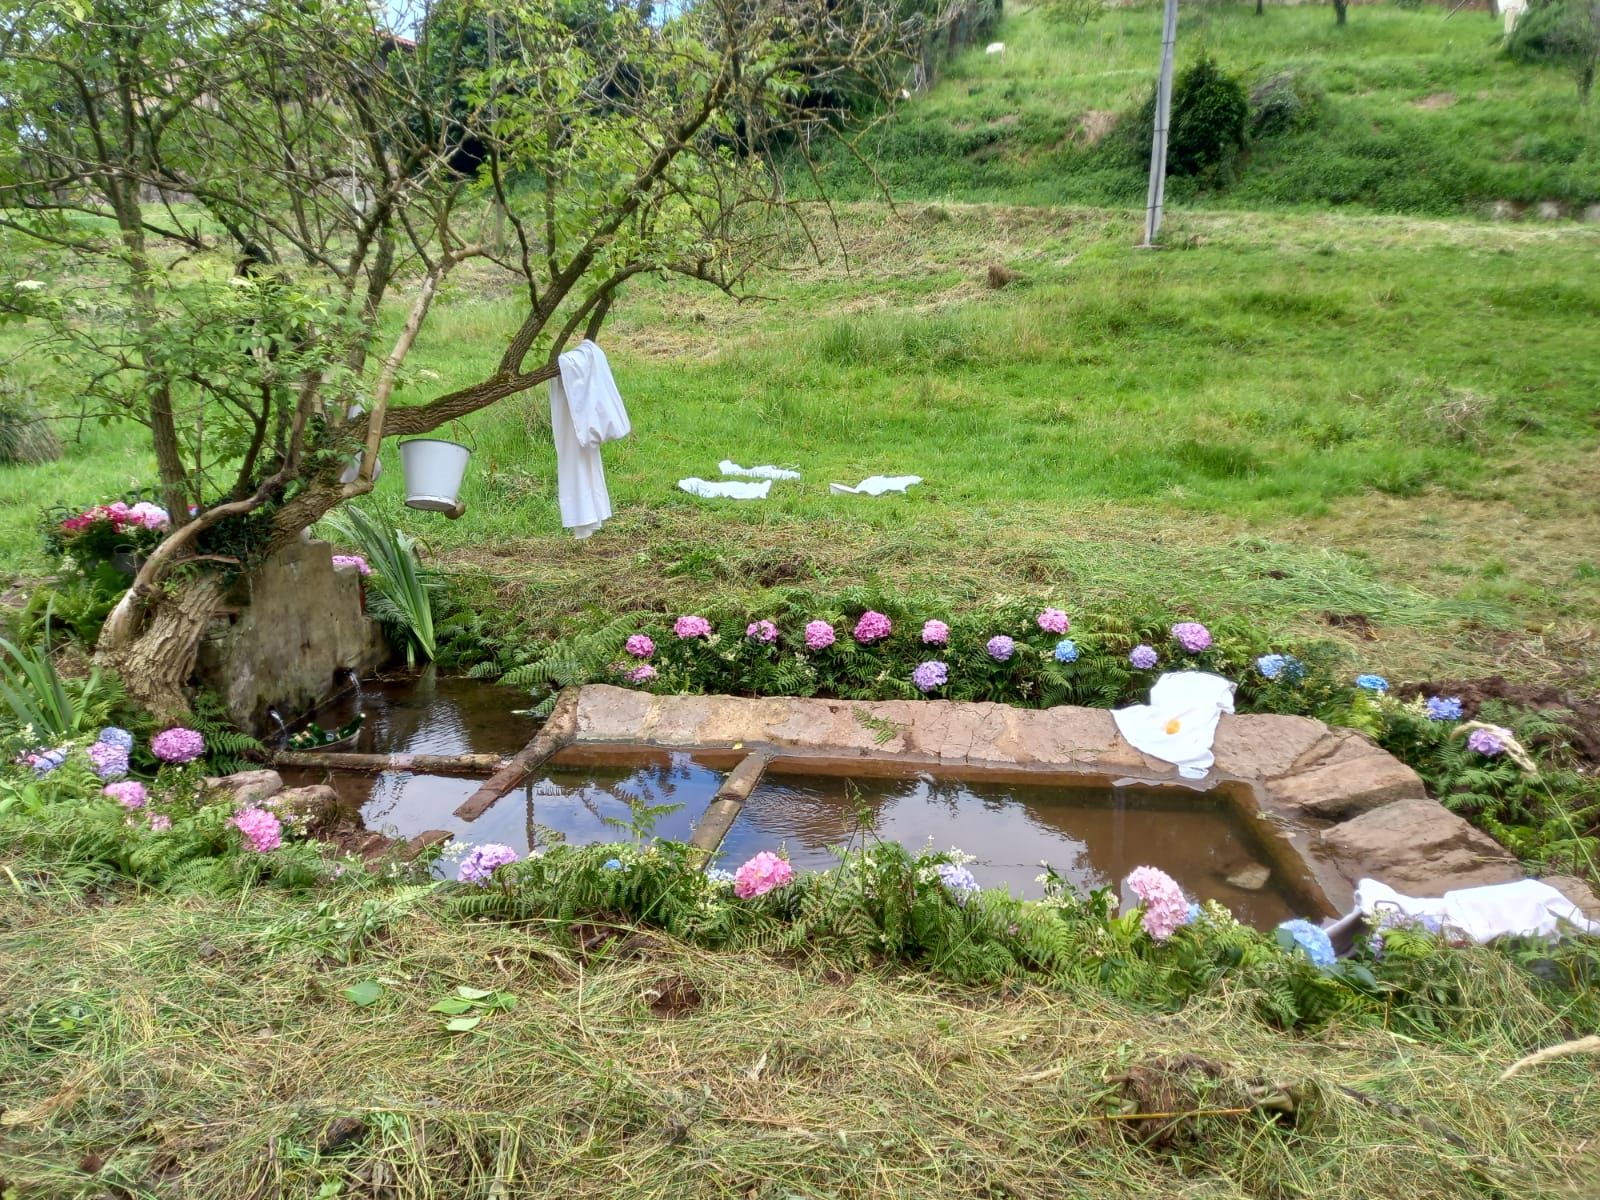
7 205 1597 685
806 5 1600 214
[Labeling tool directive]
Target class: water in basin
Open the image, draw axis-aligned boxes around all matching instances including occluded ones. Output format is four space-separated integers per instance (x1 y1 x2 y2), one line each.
282 674 727 861
716 768 1302 928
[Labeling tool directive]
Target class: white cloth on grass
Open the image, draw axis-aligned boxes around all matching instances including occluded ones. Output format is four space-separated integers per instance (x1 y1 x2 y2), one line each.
678 477 772 500
551 340 630 539
829 475 922 496
1332 877 1600 943
720 460 801 480
1111 671 1236 780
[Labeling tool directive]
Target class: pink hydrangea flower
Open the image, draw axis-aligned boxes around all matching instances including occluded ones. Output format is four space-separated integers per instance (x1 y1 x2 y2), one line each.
1037 607 1070 635
674 615 711 639
921 619 950 646
733 851 795 899
104 780 148 809
147 813 172 832
853 611 892 643
1171 622 1212 653
625 663 658 685
804 620 835 650
746 619 778 644
232 806 283 853
625 633 655 658
1126 865 1188 942
151 727 205 764
331 553 371 575
126 501 171 530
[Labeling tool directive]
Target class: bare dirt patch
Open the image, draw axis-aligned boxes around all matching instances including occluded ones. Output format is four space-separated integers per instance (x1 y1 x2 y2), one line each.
1415 92 1457 111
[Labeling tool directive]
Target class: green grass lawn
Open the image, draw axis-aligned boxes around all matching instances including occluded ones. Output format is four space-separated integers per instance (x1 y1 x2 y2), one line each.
806 5 1600 213
5 203 1599 685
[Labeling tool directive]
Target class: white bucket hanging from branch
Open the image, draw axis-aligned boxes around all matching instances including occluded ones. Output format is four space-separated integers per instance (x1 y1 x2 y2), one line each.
399 437 470 517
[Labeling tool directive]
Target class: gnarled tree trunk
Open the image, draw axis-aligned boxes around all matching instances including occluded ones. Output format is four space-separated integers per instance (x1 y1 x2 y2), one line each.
97 572 230 723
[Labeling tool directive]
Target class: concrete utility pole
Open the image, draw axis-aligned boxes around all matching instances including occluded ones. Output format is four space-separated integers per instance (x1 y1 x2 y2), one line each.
1141 0 1179 247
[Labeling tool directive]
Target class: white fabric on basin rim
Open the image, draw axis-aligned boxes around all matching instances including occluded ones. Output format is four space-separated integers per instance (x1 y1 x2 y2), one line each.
678 477 772 500
829 474 922 496
550 339 630 539
1338 877 1600 943
1111 671 1237 780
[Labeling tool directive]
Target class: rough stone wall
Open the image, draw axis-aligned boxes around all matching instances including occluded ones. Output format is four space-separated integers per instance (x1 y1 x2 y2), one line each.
194 537 388 735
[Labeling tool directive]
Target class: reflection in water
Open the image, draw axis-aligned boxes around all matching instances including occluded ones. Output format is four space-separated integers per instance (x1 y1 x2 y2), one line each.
287 676 1300 926
284 675 727 870
716 771 1298 928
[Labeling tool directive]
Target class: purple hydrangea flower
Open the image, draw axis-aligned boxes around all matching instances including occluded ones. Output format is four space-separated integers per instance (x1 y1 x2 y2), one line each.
986 635 1014 662
87 740 130 780
625 633 655 658
804 620 836 651
853 611 892 643
625 664 658 685
1171 622 1212 653
26 746 69 776
1467 728 1504 756
935 862 980 904
1425 696 1463 721
746 619 778 644
1037 608 1070 635
458 843 519 885
150 727 205 764
911 660 948 693
673 615 711 639
104 780 148 809
1129 644 1158 669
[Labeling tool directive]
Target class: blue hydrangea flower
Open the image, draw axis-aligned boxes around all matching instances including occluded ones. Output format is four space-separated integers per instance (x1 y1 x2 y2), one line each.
1424 695 1463 721
704 867 736 887
1355 674 1389 693
934 862 980 905
602 858 623 871
1278 918 1336 968
1185 902 1202 925
1053 638 1079 663
97 727 135 752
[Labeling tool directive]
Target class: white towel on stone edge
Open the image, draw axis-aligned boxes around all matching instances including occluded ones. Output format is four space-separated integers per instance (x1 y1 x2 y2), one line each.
830 475 922 496
720 460 801 480
678 477 772 500
1111 671 1236 780
1341 877 1600 943
551 340 630 539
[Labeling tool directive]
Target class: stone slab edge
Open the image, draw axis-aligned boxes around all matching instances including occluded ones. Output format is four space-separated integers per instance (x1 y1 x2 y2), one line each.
570 686 1528 912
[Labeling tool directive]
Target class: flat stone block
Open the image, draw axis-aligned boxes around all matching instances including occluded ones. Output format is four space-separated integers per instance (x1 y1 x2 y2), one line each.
1319 798 1521 894
204 769 284 806
574 685 653 741
1268 748 1426 820
1211 714 1333 780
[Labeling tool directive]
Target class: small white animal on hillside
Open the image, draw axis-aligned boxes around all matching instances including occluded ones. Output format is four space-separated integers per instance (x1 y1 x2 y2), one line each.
985 42 1005 56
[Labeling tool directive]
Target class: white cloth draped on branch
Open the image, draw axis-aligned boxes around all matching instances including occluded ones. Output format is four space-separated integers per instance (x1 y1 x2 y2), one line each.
550 339 630 539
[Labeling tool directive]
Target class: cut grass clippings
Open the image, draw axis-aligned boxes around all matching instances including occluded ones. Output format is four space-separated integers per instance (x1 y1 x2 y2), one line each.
2 881 1597 1199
